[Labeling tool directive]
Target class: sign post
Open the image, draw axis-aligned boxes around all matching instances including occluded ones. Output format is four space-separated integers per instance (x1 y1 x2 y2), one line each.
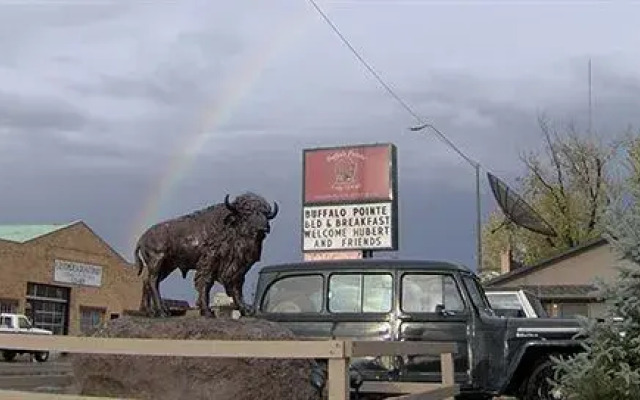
302 143 398 259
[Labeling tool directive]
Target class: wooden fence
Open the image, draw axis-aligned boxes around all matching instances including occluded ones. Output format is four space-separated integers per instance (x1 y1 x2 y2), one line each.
0 334 459 400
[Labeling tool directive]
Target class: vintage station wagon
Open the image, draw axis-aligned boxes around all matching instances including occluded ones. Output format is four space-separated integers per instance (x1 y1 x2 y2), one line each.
254 259 585 400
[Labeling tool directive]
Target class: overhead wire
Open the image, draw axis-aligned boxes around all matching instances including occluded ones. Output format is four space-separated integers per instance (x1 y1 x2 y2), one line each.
306 0 481 169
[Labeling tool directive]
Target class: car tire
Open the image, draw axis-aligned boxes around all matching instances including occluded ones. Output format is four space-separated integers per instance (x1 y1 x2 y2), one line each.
2 351 16 362
33 351 49 362
523 358 563 400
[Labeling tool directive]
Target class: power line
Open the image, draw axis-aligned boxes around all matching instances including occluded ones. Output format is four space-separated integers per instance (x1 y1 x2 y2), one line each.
306 0 480 169
307 0 485 272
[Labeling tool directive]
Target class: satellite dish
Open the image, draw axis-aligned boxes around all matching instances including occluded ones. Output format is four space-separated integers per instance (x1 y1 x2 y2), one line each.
487 172 557 238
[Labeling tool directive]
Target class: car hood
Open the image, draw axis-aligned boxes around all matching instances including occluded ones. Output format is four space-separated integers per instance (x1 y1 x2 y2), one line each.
507 317 586 340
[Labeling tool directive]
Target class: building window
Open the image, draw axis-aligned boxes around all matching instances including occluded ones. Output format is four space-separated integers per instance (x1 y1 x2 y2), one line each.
0 299 18 314
545 302 589 318
26 283 70 335
80 307 105 334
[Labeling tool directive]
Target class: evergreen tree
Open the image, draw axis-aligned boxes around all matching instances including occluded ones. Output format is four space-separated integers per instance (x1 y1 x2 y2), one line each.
551 156 640 399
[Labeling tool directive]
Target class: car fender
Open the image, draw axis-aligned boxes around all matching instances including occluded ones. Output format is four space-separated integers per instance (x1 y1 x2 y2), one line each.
499 339 584 395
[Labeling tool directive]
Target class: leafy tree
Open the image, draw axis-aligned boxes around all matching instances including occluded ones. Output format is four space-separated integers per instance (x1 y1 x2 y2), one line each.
481 115 620 273
550 147 640 399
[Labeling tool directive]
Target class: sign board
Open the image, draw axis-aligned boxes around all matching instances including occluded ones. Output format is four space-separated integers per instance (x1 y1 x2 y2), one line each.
303 202 396 251
303 144 396 203
53 259 103 287
302 143 399 253
303 250 364 261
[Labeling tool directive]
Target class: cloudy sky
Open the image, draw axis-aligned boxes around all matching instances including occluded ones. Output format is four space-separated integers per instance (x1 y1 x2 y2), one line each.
1 1 639 303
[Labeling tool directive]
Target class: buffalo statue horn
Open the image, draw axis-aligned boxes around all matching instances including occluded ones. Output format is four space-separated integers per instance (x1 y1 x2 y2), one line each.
267 202 279 220
224 194 239 214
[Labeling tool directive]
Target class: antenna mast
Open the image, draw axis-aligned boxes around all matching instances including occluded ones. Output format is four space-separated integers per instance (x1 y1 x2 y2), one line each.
588 58 592 135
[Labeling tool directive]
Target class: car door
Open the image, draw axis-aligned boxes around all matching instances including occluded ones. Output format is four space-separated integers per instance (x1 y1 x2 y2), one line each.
397 271 470 383
327 271 395 380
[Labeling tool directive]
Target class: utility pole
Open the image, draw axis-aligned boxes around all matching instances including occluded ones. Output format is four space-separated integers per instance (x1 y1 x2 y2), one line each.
410 123 483 272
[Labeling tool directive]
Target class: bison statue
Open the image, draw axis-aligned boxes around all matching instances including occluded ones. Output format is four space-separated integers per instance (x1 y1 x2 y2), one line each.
134 192 278 318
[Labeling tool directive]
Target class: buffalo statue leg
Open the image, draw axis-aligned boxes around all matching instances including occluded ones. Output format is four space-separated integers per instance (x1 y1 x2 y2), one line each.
140 283 150 314
194 260 215 318
226 276 254 317
157 264 173 316
143 251 170 318
140 262 172 316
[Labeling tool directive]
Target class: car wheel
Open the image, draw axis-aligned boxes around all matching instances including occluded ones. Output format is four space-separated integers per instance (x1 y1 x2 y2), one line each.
34 351 49 362
523 358 563 400
2 351 16 362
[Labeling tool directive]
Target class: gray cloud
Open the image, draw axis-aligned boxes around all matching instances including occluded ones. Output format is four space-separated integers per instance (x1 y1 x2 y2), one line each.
1 2 640 304
0 92 87 132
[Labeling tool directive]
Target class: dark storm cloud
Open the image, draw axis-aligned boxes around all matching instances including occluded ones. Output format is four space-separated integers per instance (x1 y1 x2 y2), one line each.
1 2 640 305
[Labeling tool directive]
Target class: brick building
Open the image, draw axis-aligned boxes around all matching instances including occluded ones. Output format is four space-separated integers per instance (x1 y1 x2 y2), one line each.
0 221 142 335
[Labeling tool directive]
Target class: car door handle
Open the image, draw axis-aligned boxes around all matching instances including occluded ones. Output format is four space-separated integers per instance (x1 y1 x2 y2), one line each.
378 326 390 334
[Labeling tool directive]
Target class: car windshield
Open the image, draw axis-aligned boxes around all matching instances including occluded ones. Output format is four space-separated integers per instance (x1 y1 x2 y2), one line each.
18 316 31 329
462 275 494 315
524 291 549 317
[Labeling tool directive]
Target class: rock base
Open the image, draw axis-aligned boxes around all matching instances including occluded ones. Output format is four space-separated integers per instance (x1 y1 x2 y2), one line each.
71 316 322 400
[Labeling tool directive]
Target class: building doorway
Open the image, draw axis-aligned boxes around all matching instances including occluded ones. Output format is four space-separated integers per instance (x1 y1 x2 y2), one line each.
26 283 70 335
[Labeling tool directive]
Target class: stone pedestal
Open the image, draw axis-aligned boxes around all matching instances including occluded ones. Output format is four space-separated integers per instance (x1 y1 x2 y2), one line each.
71 316 321 400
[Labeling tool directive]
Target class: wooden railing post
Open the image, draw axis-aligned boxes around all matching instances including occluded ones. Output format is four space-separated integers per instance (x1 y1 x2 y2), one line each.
440 352 454 400
327 358 349 400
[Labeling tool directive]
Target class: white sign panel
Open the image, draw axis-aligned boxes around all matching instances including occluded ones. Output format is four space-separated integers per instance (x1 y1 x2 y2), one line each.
303 202 394 251
54 259 103 287
303 251 364 261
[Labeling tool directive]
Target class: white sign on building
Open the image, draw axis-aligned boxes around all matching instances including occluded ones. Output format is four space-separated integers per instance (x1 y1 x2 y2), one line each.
53 259 103 287
303 202 395 252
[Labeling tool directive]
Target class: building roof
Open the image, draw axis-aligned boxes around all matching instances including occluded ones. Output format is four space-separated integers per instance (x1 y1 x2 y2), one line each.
260 258 473 274
0 221 81 243
485 237 609 286
0 220 130 265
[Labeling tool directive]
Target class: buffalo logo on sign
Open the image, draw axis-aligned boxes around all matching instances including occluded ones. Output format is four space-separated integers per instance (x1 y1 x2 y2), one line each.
330 150 364 191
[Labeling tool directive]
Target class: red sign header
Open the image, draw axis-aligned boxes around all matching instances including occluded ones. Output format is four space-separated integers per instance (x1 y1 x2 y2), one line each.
303 144 396 204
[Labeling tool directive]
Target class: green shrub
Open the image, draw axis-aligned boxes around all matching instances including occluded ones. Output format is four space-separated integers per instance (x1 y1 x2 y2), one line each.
551 181 640 399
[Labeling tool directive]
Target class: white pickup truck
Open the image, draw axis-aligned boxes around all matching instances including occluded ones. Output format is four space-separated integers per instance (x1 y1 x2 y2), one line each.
0 313 52 362
485 289 549 318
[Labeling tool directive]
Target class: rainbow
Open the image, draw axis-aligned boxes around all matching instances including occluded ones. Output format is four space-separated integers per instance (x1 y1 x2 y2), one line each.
129 6 317 247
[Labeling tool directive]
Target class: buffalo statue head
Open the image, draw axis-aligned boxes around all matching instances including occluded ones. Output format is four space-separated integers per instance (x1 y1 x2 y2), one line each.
223 193 278 236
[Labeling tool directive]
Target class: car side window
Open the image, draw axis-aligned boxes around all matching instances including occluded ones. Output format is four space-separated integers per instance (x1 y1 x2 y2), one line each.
261 275 324 314
0 317 11 328
401 273 464 313
328 273 392 313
